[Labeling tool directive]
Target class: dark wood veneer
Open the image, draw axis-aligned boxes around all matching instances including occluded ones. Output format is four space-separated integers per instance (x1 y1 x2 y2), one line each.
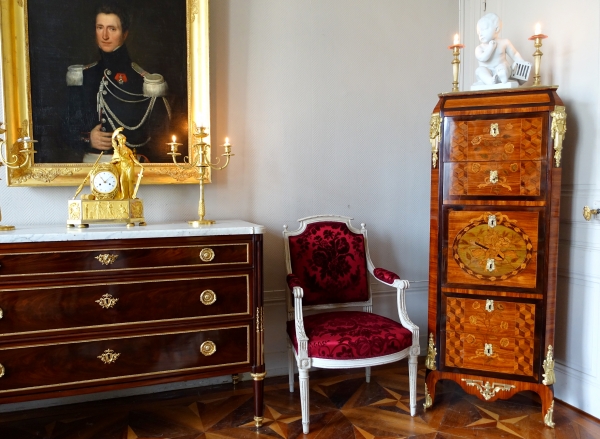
0 230 265 423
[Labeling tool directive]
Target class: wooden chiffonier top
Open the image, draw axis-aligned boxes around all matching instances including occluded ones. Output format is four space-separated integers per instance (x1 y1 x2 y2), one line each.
0 220 266 421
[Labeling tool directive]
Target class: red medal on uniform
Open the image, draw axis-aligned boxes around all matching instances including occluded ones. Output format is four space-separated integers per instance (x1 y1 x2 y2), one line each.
114 73 128 84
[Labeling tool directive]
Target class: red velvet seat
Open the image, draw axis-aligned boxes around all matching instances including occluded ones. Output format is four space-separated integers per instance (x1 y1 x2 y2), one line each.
283 215 420 434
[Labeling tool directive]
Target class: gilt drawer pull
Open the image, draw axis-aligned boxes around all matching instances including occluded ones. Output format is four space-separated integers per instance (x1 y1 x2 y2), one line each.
95 254 118 265
96 294 119 309
200 290 217 305
200 341 216 356
199 248 215 262
0 363 4 378
98 349 120 364
0 307 3 319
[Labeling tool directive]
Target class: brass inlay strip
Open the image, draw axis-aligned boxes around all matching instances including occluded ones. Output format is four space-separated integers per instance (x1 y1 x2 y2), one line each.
0 327 250 393
0 243 251 277
0 363 4 378
0 274 250 338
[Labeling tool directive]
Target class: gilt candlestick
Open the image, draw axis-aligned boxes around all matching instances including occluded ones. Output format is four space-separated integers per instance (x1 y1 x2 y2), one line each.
528 33 547 86
448 42 464 92
168 127 233 227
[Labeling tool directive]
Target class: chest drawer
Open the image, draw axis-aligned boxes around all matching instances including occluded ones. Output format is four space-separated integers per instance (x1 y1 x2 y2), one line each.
0 240 252 279
0 325 249 395
0 275 251 337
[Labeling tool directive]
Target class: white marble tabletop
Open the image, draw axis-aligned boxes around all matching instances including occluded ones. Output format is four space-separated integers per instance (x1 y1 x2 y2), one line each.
0 220 265 243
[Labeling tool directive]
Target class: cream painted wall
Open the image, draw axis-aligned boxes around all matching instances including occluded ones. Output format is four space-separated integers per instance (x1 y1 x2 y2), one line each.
0 0 456 411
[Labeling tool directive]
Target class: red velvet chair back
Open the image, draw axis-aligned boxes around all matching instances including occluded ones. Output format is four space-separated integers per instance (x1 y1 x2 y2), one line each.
287 221 370 306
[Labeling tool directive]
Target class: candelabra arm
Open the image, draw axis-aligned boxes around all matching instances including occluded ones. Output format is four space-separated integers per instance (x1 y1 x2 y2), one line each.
0 138 36 169
167 126 233 227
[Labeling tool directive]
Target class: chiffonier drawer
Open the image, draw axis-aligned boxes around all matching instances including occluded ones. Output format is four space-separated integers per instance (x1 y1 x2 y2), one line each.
444 116 545 197
444 331 535 377
0 326 249 394
445 209 539 289
0 240 252 278
444 296 537 377
0 275 251 336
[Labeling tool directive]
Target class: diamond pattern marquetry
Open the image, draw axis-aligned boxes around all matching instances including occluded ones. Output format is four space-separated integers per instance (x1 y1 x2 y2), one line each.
514 337 535 376
446 298 466 332
445 331 464 368
515 304 536 339
520 118 543 160
449 163 468 195
449 121 468 162
520 160 541 195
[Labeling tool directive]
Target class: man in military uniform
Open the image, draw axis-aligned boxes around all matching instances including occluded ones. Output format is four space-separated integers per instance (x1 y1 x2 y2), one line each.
65 1 171 163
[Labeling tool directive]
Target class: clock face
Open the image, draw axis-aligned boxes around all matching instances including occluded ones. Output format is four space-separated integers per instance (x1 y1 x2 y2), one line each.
92 171 118 194
452 213 533 281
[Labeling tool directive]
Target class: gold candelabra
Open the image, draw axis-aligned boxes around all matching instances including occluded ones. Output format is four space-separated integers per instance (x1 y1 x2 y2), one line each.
529 29 547 86
168 125 233 226
449 34 464 92
0 124 37 231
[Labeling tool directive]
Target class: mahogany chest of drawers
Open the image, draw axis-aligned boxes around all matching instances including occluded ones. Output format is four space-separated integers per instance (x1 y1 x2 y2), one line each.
0 221 266 425
424 87 566 428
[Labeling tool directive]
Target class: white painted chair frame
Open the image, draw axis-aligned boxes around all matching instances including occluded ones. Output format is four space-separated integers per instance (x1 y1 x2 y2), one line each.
283 215 420 434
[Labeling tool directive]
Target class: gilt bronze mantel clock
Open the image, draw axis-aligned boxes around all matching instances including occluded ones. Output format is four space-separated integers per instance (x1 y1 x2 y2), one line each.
67 128 146 228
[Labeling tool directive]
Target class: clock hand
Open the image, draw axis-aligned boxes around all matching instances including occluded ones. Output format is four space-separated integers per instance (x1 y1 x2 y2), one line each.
473 241 505 260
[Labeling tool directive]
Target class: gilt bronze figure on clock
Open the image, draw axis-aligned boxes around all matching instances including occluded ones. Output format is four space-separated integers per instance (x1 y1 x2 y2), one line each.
67 128 145 228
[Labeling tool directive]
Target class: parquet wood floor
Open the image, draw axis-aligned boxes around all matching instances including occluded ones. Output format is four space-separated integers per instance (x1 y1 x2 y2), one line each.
1 364 599 438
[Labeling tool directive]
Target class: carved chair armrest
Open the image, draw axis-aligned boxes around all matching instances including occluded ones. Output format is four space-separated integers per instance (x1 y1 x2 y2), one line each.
287 273 309 345
394 279 420 354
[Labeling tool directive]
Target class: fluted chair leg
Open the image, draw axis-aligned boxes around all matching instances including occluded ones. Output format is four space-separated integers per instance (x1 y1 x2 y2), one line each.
288 341 295 392
409 354 418 416
365 366 371 383
298 366 310 434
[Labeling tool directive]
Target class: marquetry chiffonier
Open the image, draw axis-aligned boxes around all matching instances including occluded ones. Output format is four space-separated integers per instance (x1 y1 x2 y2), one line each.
0 221 266 426
424 87 566 428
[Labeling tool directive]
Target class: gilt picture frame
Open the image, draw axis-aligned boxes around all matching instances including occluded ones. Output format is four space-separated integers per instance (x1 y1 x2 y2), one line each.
0 0 210 186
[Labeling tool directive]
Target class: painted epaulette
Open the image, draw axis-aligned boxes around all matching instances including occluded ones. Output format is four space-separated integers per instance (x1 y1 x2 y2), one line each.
66 62 98 86
132 62 168 97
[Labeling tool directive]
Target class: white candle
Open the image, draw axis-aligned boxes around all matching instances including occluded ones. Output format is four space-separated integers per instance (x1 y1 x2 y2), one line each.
453 33 459 45
535 23 541 35
172 135 176 143
224 137 230 146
